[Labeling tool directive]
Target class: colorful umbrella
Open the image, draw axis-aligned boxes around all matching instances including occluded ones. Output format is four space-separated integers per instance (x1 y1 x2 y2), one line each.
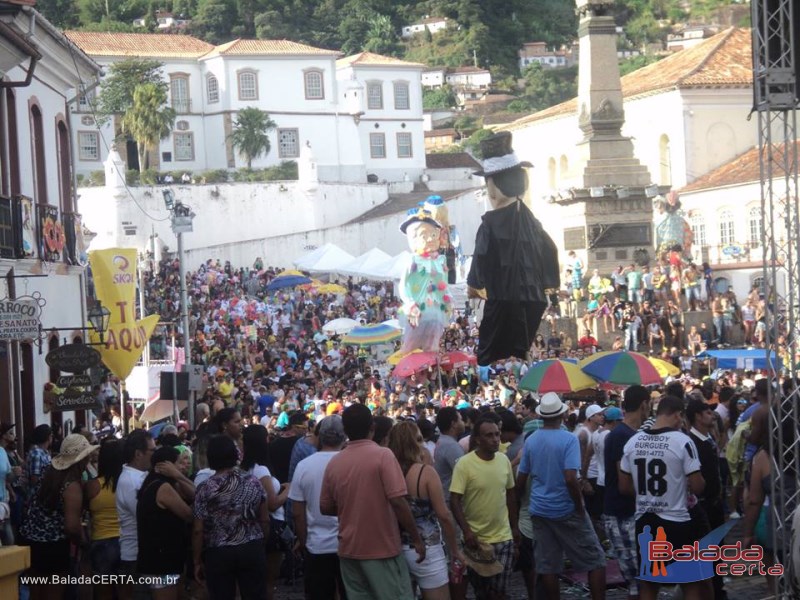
649 357 681 377
322 317 359 335
316 283 347 294
394 351 440 377
266 274 312 292
519 359 598 394
341 323 402 346
442 351 478 369
579 351 663 386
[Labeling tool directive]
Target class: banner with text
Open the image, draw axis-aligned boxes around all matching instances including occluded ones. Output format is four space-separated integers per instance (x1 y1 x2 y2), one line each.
89 248 160 379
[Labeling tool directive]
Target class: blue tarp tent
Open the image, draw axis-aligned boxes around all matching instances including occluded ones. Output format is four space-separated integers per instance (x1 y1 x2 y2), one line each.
696 349 783 371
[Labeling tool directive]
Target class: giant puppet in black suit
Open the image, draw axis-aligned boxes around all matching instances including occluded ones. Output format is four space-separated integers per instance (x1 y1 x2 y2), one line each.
467 132 560 366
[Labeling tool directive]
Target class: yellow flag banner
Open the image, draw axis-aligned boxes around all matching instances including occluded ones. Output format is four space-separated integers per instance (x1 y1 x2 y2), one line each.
88 248 160 379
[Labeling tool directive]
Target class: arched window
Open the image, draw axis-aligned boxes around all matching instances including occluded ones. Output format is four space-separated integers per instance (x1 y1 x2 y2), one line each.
206 75 219 104
56 119 72 214
718 209 735 245
170 74 190 113
748 205 762 246
751 276 765 294
393 81 409 110
689 212 706 247
304 70 324 100
237 71 258 101
30 102 47 204
548 157 556 190
659 134 671 185
559 155 568 180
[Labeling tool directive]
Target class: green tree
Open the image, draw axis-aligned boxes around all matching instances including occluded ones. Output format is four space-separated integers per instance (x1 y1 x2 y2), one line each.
191 0 236 43
95 59 166 124
121 83 175 172
363 14 402 56
228 107 277 168
37 0 81 28
423 85 457 109
461 128 493 158
521 63 577 111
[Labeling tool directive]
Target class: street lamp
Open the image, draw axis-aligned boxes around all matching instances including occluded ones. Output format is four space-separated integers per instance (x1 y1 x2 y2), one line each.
87 303 111 343
162 188 195 428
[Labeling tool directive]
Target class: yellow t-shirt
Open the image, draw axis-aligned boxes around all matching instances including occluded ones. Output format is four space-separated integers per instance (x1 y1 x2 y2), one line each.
217 381 234 399
89 478 120 541
450 450 515 544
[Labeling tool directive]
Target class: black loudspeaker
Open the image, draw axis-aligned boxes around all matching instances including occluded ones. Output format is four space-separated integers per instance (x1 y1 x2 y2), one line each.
755 0 800 108
159 371 189 401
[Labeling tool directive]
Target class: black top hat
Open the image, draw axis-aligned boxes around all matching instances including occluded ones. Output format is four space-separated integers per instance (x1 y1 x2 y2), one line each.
473 131 533 177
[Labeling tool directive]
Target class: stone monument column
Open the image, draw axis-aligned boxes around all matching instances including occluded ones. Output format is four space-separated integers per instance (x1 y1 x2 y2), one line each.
575 0 651 188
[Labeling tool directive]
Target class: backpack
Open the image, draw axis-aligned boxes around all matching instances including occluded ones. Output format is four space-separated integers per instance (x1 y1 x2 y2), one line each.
725 419 752 487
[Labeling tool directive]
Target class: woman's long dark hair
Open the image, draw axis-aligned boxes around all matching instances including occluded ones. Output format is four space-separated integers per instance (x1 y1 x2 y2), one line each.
98 439 124 492
240 425 270 472
39 463 84 511
214 407 238 434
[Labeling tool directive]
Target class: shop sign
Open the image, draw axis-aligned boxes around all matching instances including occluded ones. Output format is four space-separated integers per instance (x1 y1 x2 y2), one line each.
45 344 101 373
0 296 43 341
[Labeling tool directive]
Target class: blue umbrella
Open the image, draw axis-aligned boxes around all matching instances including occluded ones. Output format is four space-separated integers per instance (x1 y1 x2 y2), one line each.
266 274 312 292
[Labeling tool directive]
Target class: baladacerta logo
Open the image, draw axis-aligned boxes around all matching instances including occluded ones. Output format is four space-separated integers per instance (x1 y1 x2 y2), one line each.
637 520 784 583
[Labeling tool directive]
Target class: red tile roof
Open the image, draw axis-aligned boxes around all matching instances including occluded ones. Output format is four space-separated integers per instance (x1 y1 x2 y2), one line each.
65 31 213 58
337 52 425 69
679 141 800 193
205 38 340 57
426 152 481 169
502 28 752 131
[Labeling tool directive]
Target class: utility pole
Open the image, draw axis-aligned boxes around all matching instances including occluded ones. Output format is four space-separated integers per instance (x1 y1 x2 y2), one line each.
162 189 195 428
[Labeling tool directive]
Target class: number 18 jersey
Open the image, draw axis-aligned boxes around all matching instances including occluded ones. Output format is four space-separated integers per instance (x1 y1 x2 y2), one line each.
620 427 701 522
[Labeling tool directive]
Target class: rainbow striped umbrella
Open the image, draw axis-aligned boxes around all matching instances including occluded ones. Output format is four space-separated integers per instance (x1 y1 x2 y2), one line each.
341 323 402 346
579 351 663 386
519 360 598 394
649 357 681 377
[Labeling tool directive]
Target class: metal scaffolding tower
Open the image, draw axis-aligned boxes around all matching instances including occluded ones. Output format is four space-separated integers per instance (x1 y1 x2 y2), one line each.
753 0 800 596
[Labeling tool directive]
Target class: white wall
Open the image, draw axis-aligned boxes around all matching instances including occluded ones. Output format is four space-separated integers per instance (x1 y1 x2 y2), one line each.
79 181 394 267
177 187 485 268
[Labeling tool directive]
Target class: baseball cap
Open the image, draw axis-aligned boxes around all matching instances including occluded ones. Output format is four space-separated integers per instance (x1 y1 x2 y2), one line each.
585 405 607 420
604 407 623 421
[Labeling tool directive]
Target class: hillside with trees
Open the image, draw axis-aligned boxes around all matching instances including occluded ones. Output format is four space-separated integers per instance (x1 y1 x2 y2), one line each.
40 0 742 77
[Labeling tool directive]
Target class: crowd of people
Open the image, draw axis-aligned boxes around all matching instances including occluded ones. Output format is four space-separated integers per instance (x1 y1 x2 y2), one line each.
0 254 795 600
0 370 794 600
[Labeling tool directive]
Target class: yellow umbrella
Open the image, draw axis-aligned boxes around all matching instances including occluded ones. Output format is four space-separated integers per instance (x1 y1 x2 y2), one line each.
276 269 305 277
387 348 422 366
649 357 681 377
317 283 347 294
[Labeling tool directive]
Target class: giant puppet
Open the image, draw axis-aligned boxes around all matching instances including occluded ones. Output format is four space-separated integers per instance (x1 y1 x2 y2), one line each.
467 132 560 366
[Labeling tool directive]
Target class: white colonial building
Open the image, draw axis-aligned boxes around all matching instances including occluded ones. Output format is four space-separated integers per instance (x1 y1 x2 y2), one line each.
1 1 102 439
65 32 427 184
498 28 757 296
401 16 449 39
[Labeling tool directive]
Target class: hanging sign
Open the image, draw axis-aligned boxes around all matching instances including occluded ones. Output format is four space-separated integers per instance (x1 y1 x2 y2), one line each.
0 295 44 341
45 344 101 373
88 249 160 379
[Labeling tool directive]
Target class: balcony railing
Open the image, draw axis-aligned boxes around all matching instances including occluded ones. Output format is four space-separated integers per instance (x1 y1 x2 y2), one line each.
172 98 191 113
692 241 764 266
0 195 40 260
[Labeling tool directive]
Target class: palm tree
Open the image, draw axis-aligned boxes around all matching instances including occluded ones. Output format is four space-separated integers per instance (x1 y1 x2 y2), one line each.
228 107 277 169
121 83 175 172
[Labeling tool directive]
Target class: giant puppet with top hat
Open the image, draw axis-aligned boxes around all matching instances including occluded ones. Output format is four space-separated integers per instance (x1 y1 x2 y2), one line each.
468 131 560 366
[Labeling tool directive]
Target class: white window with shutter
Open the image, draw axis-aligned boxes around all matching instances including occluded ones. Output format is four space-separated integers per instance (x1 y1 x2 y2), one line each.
78 132 99 161
278 129 300 158
370 133 386 158
174 132 194 161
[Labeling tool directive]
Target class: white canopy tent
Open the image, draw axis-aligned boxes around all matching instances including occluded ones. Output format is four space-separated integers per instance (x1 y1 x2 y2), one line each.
336 248 392 278
363 251 412 281
293 243 355 274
